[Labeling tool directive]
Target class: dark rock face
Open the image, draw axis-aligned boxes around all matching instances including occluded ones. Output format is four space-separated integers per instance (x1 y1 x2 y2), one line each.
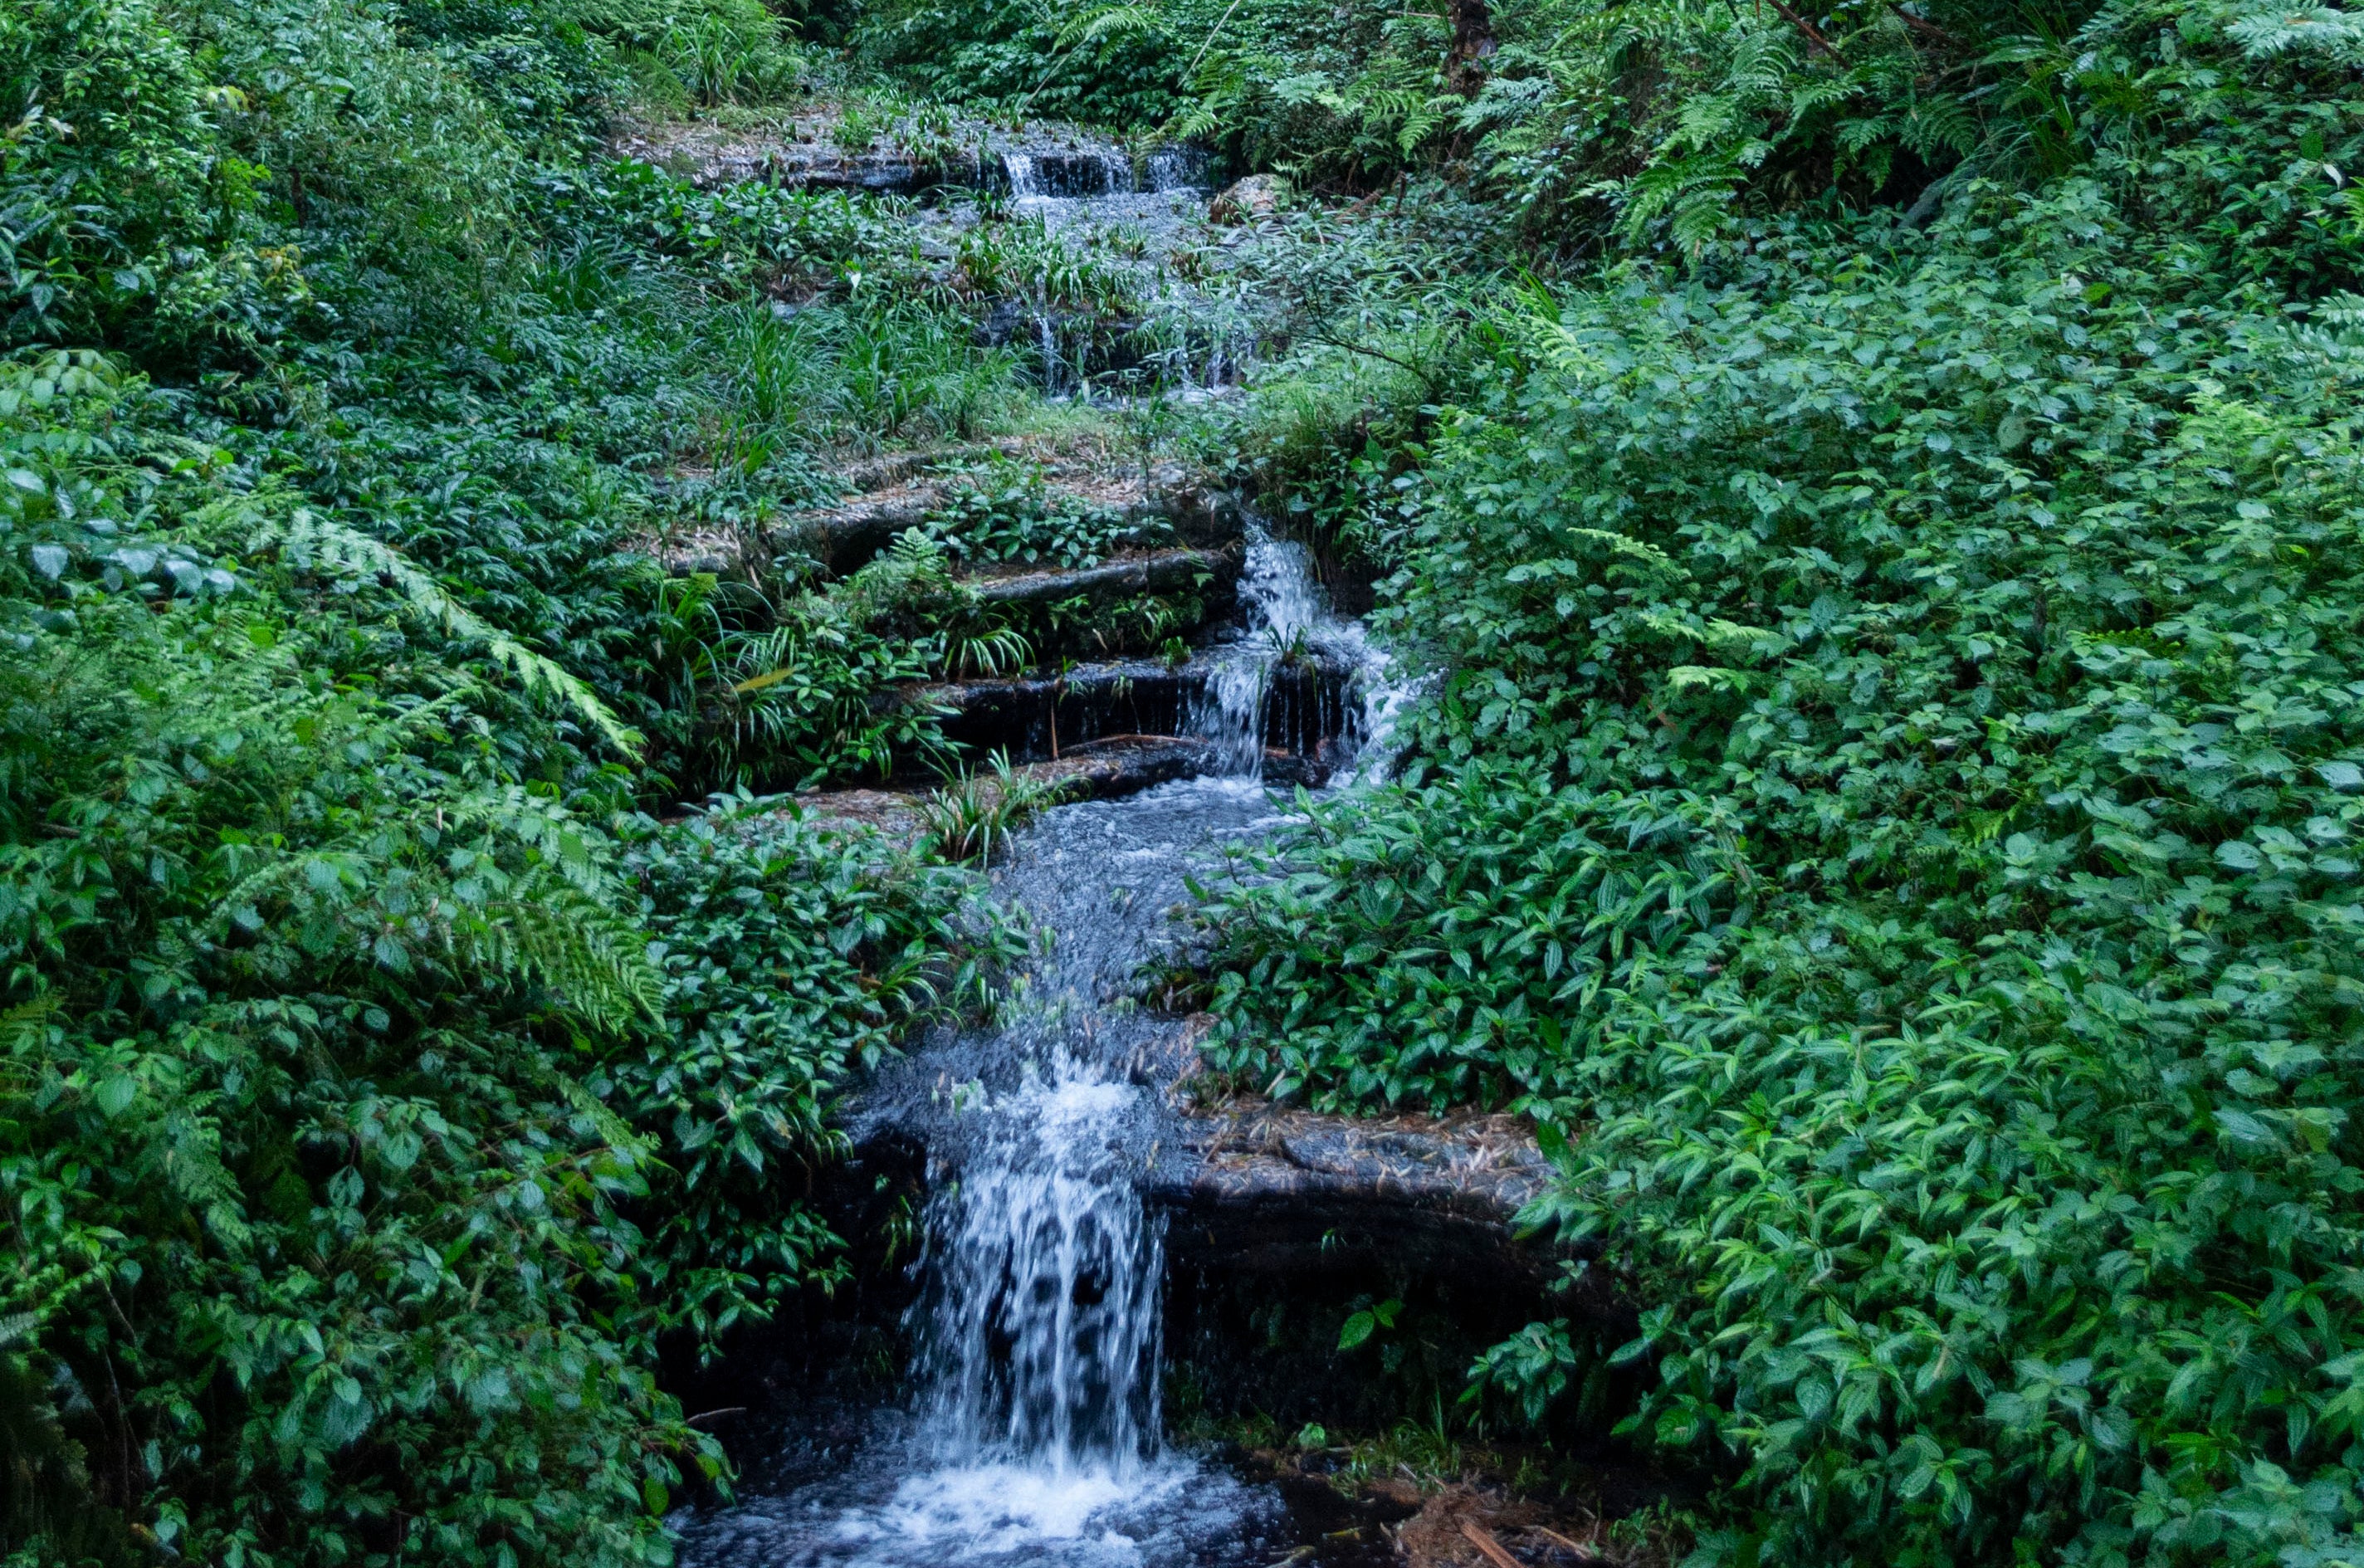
1152 1102 1556 1281
970 547 1238 608
762 466 1243 584
1149 1097 1632 1436
916 649 1363 772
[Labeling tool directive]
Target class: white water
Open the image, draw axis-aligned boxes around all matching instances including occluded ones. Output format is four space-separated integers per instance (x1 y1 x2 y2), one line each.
916 1077 1163 1473
676 163 1415 1568
1188 520 1414 781
987 139 1234 397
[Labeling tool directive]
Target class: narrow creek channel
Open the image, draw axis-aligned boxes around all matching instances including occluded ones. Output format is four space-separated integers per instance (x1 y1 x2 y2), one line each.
673 527 1411 1567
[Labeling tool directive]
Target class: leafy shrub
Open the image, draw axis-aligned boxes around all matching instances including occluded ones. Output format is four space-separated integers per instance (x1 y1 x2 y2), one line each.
953 217 1144 315
0 263 994 1563
913 751 1078 865
1199 156 2364 1566
856 0 1184 129
609 794 1017 1346
0 354 696 1567
1 0 294 355
924 461 1170 569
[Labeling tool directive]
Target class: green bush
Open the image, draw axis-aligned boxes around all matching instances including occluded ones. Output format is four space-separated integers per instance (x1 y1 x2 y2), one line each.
1 0 292 356
1198 38 2364 1561
923 458 1170 569
857 0 1184 129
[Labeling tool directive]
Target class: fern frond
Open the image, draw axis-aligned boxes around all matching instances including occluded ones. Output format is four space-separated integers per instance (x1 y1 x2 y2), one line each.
466 882 667 1032
2225 3 2364 61
0 994 59 1050
1053 2 1160 49
2315 292 2364 328
245 507 644 759
550 1072 659 1161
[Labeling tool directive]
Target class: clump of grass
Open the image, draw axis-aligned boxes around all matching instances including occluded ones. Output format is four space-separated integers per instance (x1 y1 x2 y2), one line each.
916 751 1077 865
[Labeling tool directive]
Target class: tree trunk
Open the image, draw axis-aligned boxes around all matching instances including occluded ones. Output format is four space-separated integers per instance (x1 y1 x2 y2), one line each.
1447 0 1495 95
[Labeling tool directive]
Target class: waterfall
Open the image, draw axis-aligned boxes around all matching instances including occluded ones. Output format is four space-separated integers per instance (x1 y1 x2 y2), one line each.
1144 146 1208 193
1185 520 1410 780
1034 310 1064 396
915 1077 1164 1475
670 145 1414 1568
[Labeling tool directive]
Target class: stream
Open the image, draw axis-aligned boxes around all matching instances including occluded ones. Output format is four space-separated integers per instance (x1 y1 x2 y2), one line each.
673 525 1409 1567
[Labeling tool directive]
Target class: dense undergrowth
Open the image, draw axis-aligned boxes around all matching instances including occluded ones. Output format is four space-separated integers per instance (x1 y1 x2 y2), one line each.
0 0 1052 1562
1174 1 2364 1565
14 0 2364 1560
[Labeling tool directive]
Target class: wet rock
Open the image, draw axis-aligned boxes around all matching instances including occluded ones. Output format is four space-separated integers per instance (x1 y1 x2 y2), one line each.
1210 174 1287 225
969 547 1237 609
1155 1097 1638 1446
919 660 1201 763
1018 734 1221 798
774 485 946 574
610 118 972 194
1152 1097 1561 1282
919 650 1361 768
764 456 1240 582
1148 462 1245 548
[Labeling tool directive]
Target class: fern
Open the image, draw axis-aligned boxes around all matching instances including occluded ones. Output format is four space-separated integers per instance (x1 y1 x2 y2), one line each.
244 506 645 759
2225 2 2364 61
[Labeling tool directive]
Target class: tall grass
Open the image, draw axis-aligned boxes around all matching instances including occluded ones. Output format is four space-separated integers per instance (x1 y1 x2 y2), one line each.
718 297 1020 451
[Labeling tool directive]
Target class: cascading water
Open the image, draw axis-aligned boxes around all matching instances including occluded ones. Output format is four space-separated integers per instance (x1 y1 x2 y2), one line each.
676 160 1412 1568
1188 520 1409 779
916 1077 1164 1475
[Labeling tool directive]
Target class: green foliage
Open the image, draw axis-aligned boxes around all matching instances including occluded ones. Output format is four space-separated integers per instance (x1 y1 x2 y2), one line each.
914 750 1077 865
706 599 955 785
1203 162 2364 1563
0 354 696 1566
857 0 1185 129
1336 1296 1401 1351
608 794 1018 1346
2 0 293 354
953 215 1145 315
923 459 1171 569
0 345 1011 1560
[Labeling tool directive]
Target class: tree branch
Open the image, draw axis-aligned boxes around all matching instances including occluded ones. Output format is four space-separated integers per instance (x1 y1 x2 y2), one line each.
1761 0 1844 60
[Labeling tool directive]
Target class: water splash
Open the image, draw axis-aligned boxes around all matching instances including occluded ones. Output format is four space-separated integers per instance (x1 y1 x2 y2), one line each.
1145 146 1209 193
1003 151 1042 198
1186 520 1414 782
915 1075 1164 1475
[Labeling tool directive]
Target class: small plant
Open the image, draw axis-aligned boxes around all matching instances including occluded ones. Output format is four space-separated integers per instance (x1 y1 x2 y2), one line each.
922 463 1170 569
658 10 799 106
916 751 1077 866
1263 621 1312 667
832 104 881 152
938 623 1033 679
1337 1297 1403 1351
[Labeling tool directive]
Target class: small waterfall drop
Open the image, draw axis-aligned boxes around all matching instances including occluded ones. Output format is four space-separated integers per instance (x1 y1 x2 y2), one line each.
1034 310 1066 397
1189 520 1409 781
1145 146 1208 193
916 1076 1163 1475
